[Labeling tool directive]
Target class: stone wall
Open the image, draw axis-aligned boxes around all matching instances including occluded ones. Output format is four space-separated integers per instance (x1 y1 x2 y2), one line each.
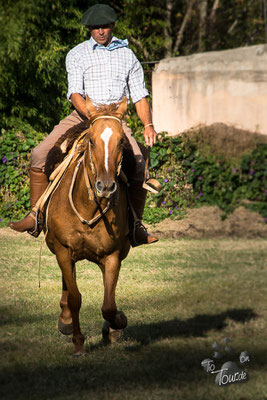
152 44 267 136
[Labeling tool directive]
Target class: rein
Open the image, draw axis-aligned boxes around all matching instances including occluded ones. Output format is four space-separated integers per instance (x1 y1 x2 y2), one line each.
69 156 111 227
68 114 123 227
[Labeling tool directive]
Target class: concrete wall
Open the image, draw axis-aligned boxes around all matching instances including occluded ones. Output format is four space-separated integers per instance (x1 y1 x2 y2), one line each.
152 44 267 135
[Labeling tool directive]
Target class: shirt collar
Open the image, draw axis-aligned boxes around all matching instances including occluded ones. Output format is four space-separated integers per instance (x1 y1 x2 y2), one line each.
89 36 128 51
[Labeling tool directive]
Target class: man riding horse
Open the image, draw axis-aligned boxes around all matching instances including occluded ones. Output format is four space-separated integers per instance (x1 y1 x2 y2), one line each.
9 3 159 247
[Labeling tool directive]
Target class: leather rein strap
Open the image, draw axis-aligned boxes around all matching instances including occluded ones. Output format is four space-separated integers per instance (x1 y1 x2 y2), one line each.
68 155 111 227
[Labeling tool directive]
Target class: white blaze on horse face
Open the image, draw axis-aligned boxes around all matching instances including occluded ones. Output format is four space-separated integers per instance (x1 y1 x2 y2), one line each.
100 127 114 172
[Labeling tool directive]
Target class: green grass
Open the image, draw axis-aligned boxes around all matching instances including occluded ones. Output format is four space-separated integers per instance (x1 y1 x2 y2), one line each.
0 230 267 400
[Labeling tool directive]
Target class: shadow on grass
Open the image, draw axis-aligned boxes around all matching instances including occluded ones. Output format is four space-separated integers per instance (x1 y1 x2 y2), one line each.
0 308 264 400
0 346 215 400
125 308 257 346
0 305 56 327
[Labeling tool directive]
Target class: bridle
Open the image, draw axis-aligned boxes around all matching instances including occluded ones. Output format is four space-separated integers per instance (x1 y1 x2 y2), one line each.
68 115 123 227
91 115 122 124
87 114 123 177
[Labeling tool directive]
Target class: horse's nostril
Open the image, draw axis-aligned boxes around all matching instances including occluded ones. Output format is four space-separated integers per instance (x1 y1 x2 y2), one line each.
96 181 103 192
96 180 117 196
109 182 117 194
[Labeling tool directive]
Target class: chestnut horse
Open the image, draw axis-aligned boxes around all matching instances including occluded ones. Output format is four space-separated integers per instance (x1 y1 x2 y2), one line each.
45 97 130 355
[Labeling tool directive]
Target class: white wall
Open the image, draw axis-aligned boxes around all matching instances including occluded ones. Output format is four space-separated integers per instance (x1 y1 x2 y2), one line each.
152 44 267 135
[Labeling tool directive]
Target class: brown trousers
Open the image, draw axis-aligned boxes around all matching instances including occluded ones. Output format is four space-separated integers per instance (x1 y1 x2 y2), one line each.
31 110 146 182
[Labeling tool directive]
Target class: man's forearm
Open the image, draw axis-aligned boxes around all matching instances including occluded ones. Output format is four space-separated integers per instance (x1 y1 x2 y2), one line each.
135 97 157 147
135 97 153 126
70 93 90 119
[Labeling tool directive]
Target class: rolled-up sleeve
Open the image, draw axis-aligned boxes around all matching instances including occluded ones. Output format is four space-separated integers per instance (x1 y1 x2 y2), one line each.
66 50 85 101
127 55 149 104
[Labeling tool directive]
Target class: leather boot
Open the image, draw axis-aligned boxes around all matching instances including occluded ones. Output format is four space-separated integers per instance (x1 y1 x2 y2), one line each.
9 168 48 234
128 182 158 247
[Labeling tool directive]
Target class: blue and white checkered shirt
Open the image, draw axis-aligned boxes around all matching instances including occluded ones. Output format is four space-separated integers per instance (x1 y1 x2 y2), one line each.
66 36 149 105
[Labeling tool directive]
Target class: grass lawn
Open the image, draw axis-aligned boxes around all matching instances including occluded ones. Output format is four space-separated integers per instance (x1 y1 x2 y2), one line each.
0 230 266 400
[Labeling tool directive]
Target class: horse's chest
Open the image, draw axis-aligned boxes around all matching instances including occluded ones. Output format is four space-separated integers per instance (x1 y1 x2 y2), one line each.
69 229 120 262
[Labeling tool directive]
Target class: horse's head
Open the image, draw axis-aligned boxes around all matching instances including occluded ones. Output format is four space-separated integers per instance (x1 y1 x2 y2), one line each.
85 96 127 199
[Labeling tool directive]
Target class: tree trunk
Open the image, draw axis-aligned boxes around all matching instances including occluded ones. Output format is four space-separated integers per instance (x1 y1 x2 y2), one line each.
164 0 175 57
209 0 220 24
208 0 220 50
173 0 196 55
198 0 208 52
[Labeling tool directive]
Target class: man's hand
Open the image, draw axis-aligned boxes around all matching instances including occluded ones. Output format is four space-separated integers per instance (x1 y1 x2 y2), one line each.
144 125 158 148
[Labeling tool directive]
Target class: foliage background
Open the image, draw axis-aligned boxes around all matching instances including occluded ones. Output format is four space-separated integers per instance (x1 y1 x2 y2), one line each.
0 0 266 224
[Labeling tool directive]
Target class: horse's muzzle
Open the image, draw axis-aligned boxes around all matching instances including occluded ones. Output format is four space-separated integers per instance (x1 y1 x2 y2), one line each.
96 180 117 198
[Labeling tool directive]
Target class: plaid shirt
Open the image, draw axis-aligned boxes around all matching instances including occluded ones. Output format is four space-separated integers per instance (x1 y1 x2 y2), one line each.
66 36 149 105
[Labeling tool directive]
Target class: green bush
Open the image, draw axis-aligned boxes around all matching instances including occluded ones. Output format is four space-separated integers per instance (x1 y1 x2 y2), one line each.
0 119 45 225
0 123 266 226
143 132 267 224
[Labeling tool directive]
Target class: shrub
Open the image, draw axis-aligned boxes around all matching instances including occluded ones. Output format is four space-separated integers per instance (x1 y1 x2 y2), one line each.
0 121 266 226
143 132 267 224
0 119 45 225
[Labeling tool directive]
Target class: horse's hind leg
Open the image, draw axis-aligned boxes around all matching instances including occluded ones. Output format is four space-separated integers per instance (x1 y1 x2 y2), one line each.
55 246 84 355
100 254 128 343
58 276 73 335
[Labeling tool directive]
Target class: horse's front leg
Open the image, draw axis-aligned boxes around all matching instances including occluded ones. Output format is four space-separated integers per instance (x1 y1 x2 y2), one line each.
58 276 73 336
55 246 84 355
100 253 127 343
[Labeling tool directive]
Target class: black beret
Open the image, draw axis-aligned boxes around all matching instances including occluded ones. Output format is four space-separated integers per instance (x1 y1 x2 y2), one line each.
81 4 117 26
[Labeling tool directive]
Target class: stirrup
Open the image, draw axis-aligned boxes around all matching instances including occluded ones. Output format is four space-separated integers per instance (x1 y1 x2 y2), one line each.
143 178 162 194
27 209 44 238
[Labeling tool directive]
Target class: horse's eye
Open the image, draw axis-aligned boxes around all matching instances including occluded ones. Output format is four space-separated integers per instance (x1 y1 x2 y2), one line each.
119 138 124 146
89 138 94 146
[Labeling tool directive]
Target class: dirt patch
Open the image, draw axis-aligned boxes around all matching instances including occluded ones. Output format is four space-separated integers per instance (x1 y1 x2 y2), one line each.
1 206 266 240
182 122 267 159
150 206 267 239
0 228 29 238
150 123 267 239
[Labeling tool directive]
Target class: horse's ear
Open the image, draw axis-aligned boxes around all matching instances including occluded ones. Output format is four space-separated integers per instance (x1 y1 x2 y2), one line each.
86 95 97 116
116 97 127 117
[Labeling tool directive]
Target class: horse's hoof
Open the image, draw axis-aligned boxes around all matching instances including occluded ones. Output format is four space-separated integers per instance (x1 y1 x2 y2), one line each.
114 311 127 329
110 329 124 343
58 317 73 335
73 350 86 357
102 320 124 344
